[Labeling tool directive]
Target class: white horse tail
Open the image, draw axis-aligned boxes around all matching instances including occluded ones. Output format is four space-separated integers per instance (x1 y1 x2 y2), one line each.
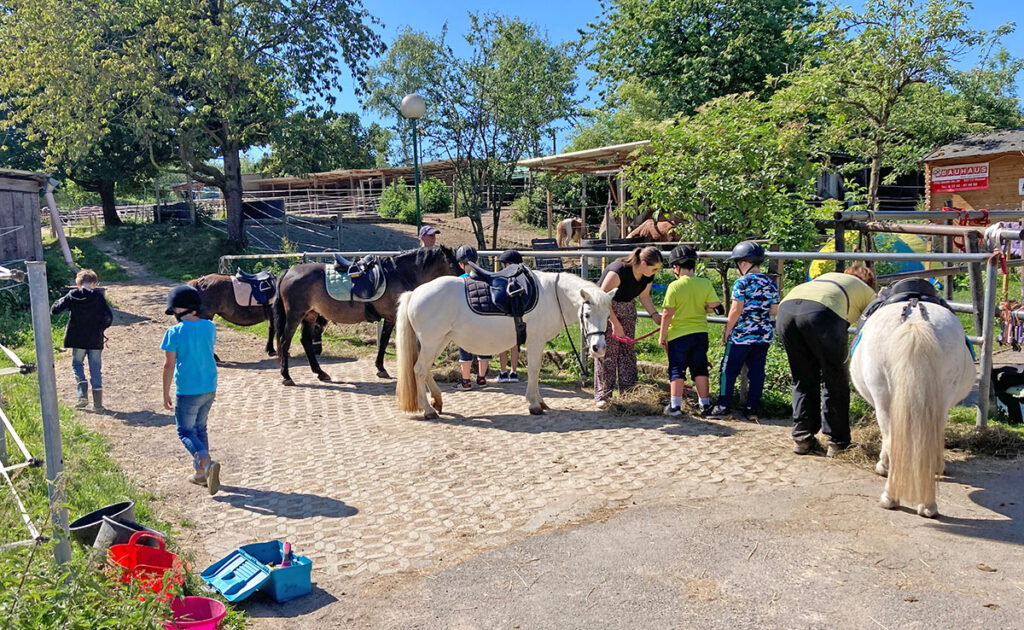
887 316 945 509
395 291 421 412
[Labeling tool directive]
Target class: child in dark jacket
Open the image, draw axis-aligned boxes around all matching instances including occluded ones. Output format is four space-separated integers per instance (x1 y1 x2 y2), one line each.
51 269 114 411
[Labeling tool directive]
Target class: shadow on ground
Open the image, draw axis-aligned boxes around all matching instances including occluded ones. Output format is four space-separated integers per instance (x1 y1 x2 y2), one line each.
213 485 359 519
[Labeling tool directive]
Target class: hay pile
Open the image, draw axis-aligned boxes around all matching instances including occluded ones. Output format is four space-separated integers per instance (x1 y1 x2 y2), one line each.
836 416 1024 465
606 382 672 417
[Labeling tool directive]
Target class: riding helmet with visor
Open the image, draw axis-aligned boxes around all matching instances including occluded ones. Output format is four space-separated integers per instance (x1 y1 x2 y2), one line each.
728 241 766 265
165 285 204 319
455 244 478 263
668 245 698 267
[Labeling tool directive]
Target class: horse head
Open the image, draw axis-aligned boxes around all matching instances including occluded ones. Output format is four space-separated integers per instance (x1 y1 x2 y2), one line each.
578 286 617 358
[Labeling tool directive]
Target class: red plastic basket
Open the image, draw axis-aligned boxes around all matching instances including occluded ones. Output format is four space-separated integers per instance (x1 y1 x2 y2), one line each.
108 531 185 595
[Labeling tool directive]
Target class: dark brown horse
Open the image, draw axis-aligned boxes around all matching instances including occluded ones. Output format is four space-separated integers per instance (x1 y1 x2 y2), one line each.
189 273 326 360
274 245 460 385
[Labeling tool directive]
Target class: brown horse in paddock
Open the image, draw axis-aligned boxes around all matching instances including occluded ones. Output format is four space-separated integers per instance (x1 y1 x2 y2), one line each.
555 218 588 248
189 273 326 360
626 219 679 242
274 245 460 385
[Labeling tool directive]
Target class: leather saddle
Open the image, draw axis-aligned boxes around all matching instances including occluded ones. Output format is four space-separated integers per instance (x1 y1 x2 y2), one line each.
333 254 385 300
463 262 539 346
233 268 276 306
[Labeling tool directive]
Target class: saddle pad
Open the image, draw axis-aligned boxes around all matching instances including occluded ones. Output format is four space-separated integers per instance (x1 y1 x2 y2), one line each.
231 276 275 307
325 266 386 303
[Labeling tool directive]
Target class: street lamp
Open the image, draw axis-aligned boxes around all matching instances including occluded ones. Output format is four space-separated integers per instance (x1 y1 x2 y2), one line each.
400 93 426 232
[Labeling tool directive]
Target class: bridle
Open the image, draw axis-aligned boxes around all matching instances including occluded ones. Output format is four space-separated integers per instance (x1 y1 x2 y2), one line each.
554 274 607 379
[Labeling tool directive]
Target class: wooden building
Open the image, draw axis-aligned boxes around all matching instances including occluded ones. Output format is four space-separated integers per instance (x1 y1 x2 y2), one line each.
922 129 1024 211
0 169 47 263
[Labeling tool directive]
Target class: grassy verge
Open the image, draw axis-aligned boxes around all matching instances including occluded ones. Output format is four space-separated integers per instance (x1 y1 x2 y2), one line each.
102 223 234 282
0 247 243 629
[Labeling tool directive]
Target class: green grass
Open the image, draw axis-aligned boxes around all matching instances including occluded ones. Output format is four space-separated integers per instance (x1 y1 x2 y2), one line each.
0 245 244 630
65 237 130 283
102 223 234 282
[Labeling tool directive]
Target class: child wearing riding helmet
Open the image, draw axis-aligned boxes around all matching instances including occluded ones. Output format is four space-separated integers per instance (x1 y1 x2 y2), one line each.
711 241 780 420
454 245 492 388
161 285 221 495
658 245 722 417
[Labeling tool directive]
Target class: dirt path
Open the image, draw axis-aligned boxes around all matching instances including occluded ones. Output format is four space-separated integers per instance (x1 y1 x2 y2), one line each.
56 242 1024 629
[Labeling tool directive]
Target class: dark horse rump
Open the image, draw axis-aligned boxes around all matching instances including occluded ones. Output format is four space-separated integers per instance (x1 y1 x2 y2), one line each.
274 245 460 385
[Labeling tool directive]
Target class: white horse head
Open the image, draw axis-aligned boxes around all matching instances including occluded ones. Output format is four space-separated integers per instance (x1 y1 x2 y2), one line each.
849 300 975 518
578 286 616 358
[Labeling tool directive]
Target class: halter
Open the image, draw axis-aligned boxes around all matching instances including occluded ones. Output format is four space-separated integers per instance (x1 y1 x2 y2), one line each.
554 274 606 379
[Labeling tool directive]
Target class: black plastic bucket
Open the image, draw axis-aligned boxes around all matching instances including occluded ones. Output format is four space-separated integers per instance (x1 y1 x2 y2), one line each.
68 501 135 546
92 515 164 550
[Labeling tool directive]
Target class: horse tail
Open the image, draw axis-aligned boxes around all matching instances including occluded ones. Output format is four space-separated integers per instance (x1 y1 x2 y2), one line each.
887 315 946 509
395 290 421 412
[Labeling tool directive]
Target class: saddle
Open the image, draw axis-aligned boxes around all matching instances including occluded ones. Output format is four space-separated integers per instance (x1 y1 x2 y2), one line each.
463 262 539 346
992 366 1024 425
232 268 276 307
325 255 387 302
859 278 952 325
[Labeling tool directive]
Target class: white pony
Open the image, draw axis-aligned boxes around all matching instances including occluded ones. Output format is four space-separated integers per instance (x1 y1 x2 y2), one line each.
396 271 616 418
849 301 975 518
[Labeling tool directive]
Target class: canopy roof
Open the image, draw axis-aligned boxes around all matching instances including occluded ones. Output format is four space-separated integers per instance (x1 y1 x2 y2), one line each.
518 141 651 175
922 128 1024 163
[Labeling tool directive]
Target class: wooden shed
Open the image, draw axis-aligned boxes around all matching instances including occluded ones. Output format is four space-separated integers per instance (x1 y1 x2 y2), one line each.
0 169 47 263
922 129 1024 211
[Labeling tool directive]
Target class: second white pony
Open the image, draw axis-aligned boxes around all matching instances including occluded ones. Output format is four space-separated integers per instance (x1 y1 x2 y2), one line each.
849 300 975 518
396 271 615 418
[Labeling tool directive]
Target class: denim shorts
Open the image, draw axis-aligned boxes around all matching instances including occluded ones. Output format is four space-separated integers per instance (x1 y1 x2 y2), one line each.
667 333 710 381
458 348 492 362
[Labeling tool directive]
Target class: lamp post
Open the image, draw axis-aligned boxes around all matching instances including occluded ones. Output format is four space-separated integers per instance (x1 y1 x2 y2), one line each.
400 93 426 231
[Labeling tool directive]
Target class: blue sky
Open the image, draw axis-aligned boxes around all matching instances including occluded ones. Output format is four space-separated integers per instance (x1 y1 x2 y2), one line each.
258 0 1024 161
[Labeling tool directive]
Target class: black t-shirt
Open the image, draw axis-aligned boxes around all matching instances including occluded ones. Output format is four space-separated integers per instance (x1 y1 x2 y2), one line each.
600 260 655 303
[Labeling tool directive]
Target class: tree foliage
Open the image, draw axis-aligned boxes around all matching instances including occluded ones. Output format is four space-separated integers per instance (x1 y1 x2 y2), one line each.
779 0 1021 211
367 14 579 247
567 82 667 151
586 0 816 118
625 93 823 253
257 110 390 176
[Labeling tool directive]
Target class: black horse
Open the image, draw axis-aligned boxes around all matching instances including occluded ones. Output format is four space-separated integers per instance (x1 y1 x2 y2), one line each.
274 246 460 385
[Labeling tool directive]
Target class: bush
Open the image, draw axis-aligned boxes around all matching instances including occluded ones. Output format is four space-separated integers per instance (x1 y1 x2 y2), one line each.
510 187 548 227
419 177 452 215
378 177 449 225
377 179 411 219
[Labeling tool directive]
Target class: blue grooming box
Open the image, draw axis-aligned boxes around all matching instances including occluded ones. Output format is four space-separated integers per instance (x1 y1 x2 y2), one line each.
201 541 312 603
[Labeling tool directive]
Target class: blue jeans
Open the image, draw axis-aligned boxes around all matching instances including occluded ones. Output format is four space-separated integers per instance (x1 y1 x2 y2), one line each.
717 342 770 411
175 391 215 466
71 348 102 397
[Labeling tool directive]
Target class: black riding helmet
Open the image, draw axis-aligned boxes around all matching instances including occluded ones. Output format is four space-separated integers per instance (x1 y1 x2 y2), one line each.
728 241 766 265
668 244 698 267
165 285 203 317
498 249 523 265
456 244 478 263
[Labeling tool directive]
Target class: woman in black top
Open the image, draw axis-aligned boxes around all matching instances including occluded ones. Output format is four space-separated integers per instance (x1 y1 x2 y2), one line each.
594 246 664 408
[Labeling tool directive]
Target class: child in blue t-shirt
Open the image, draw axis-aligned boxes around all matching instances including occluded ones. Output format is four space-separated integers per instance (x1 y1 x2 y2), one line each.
711 241 780 420
161 285 221 495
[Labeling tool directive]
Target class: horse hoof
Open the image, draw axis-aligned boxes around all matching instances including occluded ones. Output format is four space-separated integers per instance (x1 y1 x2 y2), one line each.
377 370 391 379
879 493 898 510
540 401 550 410
318 373 332 382
267 350 277 357
424 409 439 420
529 406 544 416
283 379 295 387
874 462 889 477
918 503 939 518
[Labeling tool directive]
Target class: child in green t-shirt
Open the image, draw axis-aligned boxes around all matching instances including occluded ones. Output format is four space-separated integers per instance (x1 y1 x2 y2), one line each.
657 246 722 417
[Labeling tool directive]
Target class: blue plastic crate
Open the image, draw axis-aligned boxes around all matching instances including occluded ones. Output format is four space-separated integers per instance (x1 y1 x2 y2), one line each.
201 541 312 603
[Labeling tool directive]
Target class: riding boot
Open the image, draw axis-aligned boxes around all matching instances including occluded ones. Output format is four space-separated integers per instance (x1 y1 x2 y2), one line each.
92 388 104 412
76 382 89 409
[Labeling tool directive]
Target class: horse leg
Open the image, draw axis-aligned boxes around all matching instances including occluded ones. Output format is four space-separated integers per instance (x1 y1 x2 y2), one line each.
524 341 546 415
277 312 303 386
265 305 276 356
875 408 891 477
300 317 331 382
415 337 445 419
375 320 395 379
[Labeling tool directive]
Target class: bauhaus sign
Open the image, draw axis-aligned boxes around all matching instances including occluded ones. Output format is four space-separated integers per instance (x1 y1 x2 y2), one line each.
931 163 989 193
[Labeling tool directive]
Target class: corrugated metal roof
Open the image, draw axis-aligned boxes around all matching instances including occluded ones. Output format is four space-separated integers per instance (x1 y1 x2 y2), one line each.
518 141 651 174
922 128 1024 163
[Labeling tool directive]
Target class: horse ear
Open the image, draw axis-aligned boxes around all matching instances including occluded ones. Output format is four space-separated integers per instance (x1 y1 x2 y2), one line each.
605 288 618 299
579 288 591 304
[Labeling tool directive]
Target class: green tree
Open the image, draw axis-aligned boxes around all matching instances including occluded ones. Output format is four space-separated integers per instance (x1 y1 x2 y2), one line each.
567 82 667 150
0 0 384 249
780 0 1020 211
586 0 816 118
257 110 389 176
625 92 823 288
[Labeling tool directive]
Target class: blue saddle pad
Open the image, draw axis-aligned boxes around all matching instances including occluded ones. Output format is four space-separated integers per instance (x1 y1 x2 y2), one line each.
325 266 386 302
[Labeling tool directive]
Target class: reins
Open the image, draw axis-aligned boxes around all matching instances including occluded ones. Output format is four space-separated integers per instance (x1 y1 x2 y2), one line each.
554 274 594 379
611 330 658 345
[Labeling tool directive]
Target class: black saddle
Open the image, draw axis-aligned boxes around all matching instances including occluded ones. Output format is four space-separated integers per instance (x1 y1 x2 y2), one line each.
992 366 1024 425
233 268 276 306
463 262 539 346
333 254 385 300
859 278 952 328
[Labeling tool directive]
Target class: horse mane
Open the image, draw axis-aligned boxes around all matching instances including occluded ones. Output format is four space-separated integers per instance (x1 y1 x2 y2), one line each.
379 245 457 285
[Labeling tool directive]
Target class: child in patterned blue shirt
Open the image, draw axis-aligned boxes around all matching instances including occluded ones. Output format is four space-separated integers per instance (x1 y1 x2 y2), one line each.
710 241 780 419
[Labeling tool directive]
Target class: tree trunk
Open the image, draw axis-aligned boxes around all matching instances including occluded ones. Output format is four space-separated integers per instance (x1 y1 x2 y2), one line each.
867 146 882 213
98 179 122 226
490 189 501 249
222 140 246 250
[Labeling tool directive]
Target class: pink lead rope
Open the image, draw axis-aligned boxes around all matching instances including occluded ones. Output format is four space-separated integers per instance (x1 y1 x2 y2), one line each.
611 329 659 345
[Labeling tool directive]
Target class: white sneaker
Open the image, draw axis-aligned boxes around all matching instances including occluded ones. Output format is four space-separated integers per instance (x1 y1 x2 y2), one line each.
663 405 682 417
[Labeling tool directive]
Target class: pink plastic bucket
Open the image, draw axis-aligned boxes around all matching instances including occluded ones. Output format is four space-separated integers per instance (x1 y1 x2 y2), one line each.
162 596 227 630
